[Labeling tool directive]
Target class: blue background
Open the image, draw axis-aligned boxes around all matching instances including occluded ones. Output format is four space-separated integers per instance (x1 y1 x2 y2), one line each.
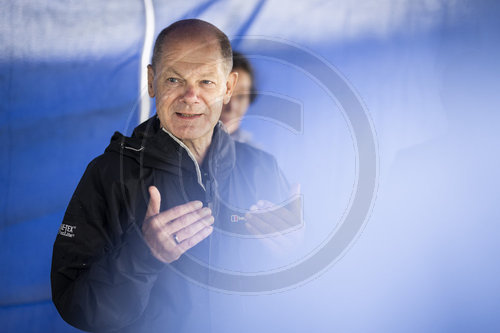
1 0 499 332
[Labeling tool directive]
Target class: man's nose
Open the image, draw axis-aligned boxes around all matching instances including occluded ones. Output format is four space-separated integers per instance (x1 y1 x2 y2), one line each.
180 84 199 104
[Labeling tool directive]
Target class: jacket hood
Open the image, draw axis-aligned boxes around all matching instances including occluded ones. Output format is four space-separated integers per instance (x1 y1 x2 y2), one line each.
104 116 236 181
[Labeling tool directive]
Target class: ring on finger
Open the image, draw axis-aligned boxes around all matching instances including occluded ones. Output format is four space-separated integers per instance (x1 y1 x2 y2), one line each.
173 233 181 245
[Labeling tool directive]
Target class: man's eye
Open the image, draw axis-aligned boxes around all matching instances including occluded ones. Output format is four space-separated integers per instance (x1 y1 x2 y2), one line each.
201 80 214 85
167 78 178 83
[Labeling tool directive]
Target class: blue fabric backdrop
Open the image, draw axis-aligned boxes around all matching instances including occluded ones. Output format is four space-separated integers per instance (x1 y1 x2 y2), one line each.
1 0 500 332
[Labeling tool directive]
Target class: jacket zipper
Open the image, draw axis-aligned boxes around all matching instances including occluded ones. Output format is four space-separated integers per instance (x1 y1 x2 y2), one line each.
161 128 205 191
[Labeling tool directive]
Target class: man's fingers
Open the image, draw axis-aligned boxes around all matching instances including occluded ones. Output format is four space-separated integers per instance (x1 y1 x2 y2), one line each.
153 200 204 226
246 213 280 235
145 186 161 220
173 214 214 243
245 204 301 233
142 193 211 264
245 211 297 238
178 226 214 252
145 206 211 241
168 207 212 232
266 206 301 228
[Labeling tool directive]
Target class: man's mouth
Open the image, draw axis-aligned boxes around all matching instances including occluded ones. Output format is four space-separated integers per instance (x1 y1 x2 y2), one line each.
176 113 202 119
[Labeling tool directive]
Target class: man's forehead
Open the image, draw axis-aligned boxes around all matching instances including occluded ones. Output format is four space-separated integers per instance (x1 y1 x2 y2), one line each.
165 32 222 57
160 62 222 77
158 43 226 71
159 55 226 73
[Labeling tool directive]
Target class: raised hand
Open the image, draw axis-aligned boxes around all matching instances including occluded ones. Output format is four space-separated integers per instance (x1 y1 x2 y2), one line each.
142 186 214 263
244 184 303 255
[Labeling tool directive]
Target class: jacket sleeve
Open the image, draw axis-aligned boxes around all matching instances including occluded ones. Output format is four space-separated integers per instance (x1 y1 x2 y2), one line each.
51 157 165 332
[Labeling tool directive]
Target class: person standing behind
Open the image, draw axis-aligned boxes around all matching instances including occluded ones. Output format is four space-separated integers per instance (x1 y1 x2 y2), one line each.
219 51 257 143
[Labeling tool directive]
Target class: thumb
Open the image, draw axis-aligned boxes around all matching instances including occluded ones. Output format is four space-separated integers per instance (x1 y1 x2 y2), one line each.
145 186 161 219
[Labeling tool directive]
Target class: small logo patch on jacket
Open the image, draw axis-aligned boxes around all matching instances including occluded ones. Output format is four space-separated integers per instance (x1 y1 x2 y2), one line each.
59 224 77 238
230 215 246 223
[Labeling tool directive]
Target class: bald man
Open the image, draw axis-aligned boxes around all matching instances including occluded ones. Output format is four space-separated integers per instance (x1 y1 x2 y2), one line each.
51 19 291 332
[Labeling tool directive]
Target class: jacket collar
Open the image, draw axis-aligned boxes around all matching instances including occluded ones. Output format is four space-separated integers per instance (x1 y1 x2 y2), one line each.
106 116 236 183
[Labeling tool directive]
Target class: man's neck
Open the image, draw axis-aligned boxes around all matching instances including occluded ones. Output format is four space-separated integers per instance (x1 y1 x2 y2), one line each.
182 137 211 165
161 127 212 165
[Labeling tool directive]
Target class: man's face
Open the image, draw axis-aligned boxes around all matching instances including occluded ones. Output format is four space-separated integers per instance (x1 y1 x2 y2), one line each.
148 35 237 143
220 69 252 134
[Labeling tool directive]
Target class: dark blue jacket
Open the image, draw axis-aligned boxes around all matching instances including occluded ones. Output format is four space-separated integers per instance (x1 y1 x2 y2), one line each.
51 116 289 332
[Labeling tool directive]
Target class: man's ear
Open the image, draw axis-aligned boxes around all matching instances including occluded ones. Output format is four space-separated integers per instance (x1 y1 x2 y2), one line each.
147 65 155 98
223 71 239 104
